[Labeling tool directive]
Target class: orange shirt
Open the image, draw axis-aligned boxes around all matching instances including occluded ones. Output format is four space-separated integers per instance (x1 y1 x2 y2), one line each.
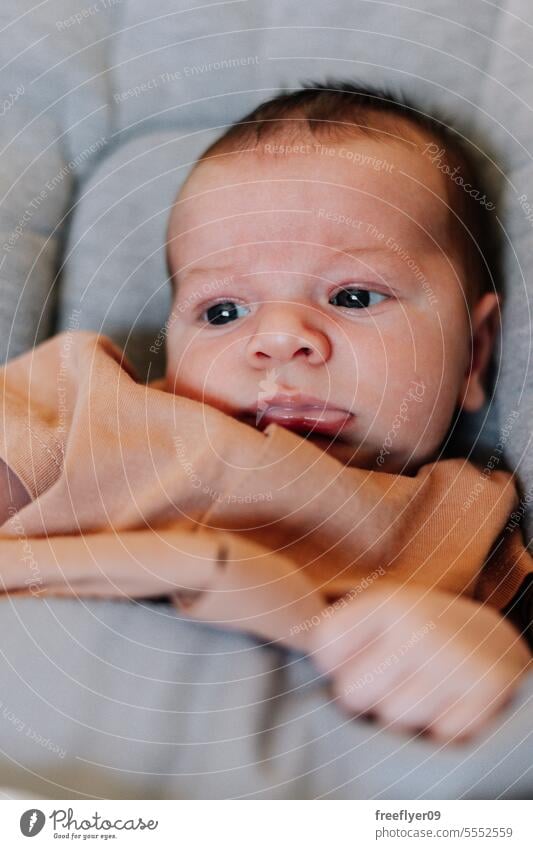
0 330 530 651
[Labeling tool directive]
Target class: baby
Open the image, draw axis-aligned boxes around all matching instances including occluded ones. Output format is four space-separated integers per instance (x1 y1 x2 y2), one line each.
161 81 531 739
0 81 531 743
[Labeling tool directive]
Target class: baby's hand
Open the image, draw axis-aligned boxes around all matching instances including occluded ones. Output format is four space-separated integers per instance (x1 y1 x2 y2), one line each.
308 582 531 742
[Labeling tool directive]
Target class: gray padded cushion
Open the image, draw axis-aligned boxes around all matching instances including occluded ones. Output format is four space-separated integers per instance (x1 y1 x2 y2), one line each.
0 597 531 800
0 0 112 354
56 128 218 377
53 0 509 445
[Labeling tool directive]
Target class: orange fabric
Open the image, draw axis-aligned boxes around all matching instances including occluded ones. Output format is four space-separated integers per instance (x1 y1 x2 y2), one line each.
0 330 530 650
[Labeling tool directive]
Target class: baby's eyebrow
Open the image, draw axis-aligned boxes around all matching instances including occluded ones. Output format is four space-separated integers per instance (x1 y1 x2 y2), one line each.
330 244 390 259
180 246 389 280
180 264 234 279
176 265 236 292
177 241 435 290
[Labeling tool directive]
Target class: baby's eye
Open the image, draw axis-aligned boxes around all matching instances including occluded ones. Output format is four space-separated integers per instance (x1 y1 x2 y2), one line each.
329 286 388 309
201 300 251 326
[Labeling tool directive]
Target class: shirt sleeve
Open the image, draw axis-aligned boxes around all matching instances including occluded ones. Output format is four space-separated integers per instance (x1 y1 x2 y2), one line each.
0 457 32 524
477 522 533 650
474 522 533 613
502 573 533 652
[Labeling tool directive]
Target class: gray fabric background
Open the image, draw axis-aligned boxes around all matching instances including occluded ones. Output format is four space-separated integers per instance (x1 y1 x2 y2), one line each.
0 598 531 800
0 0 531 798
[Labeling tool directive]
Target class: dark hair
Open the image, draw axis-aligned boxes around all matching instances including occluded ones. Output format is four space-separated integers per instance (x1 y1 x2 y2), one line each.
196 79 499 306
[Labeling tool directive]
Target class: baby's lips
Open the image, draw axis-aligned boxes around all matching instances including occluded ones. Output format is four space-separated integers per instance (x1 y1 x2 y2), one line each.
258 406 354 435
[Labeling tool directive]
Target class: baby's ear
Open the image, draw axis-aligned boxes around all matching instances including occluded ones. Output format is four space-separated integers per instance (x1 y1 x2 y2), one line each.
457 292 500 413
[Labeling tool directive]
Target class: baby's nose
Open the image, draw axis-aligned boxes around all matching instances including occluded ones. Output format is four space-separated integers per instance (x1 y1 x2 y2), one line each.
245 306 330 367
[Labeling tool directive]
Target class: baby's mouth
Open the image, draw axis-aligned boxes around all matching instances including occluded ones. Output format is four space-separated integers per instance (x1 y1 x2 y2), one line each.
239 405 354 440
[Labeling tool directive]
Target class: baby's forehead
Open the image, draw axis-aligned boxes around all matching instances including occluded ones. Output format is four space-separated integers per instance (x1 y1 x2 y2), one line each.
169 131 453 261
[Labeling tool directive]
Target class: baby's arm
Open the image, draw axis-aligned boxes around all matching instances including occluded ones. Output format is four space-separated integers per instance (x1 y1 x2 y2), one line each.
308 582 531 742
0 521 324 652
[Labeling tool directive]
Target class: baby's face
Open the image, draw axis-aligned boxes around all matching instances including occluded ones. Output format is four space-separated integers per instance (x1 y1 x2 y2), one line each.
165 134 482 471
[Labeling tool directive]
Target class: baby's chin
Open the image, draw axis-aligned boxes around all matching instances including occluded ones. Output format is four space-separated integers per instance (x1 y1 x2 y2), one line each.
283 431 420 473
264 423 363 467
308 435 360 466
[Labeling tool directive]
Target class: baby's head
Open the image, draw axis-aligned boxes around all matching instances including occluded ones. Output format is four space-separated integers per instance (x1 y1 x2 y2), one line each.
164 81 500 473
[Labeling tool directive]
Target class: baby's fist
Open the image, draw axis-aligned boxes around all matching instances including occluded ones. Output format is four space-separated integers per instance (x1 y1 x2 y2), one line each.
308 582 531 742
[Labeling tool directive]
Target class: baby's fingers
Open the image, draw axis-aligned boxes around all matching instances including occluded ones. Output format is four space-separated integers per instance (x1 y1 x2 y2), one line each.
427 681 515 743
373 671 458 736
331 643 409 714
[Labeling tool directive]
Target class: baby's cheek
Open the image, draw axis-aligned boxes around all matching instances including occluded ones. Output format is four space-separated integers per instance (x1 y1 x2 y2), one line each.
368 361 451 458
166 330 211 397
395 381 457 460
